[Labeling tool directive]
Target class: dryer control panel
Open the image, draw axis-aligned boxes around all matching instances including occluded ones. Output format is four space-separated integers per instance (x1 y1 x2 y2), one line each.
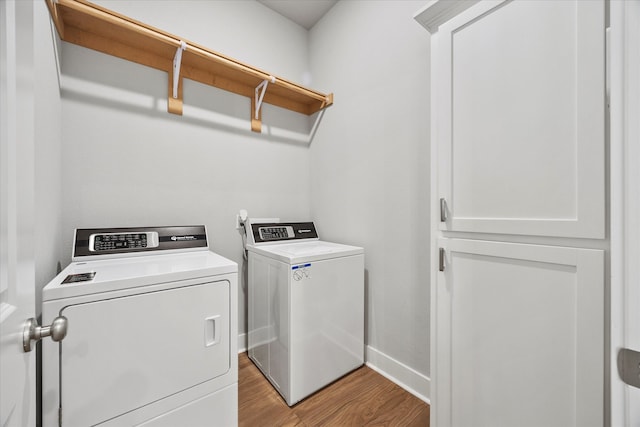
90 231 159 252
250 222 318 245
73 225 208 260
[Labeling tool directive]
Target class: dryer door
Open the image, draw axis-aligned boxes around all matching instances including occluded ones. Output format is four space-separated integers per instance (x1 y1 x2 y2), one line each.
58 279 230 426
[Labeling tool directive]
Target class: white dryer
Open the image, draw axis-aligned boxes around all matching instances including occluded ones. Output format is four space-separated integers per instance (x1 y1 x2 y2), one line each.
246 221 364 406
41 226 238 427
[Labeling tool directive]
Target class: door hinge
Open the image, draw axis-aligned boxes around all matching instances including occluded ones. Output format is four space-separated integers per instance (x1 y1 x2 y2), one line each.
618 348 640 389
58 407 62 426
439 248 445 272
439 198 448 222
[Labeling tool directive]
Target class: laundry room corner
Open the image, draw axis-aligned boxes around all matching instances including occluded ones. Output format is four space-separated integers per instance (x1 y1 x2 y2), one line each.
56 0 318 347
308 0 431 401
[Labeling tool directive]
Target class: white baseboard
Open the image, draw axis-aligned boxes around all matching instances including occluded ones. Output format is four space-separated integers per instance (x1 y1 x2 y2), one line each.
238 332 247 353
365 345 430 404
237 333 430 404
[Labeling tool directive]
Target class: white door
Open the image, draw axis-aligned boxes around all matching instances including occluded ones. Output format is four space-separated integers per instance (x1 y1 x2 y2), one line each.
436 0 605 238
0 0 37 426
436 239 604 427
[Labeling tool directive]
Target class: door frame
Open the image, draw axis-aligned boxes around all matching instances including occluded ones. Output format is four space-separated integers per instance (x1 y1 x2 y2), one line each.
609 0 640 425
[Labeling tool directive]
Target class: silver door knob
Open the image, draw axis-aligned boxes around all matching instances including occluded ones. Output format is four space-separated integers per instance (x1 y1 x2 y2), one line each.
23 316 68 352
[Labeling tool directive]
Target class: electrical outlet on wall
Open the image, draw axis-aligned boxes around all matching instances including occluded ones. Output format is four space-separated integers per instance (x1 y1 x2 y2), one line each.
235 209 248 230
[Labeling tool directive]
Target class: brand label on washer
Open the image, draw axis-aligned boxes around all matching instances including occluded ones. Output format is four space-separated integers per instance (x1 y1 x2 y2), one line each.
291 263 311 270
292 263 311 281
171 235 201 242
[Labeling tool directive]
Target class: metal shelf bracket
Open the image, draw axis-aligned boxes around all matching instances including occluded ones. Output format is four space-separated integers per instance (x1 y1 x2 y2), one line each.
251 76 276 132
168 41 187 115
173 41 187 99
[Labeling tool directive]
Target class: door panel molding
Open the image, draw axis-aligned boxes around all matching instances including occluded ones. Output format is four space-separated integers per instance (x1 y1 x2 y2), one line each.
437 0 605 238
436 238 604 427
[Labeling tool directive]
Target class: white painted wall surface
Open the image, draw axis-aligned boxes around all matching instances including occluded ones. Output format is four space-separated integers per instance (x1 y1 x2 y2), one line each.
309 0 431 391
34 1 63 315
59 1 313 344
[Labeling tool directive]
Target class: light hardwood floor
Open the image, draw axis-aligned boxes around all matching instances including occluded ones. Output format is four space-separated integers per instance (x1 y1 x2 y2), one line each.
238 353 430 426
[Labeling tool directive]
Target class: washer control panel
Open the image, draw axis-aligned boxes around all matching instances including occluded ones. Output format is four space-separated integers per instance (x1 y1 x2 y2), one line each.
250 222 318 245
258 226 295 241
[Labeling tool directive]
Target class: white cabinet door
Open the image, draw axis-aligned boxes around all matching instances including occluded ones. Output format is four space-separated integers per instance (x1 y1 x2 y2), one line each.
435 239 603 427
436 0 605 238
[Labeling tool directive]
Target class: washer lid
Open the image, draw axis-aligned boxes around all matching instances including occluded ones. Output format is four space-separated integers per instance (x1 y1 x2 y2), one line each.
247 240 363 264
43 250 237 301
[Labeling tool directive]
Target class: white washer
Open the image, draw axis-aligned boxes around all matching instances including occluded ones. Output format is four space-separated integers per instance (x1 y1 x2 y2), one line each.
246 221 364 406
41 226 238 427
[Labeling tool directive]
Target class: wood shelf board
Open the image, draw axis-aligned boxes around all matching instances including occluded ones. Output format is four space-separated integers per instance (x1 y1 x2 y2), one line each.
58 0 178 60
50 0 333 116
63 27 172 72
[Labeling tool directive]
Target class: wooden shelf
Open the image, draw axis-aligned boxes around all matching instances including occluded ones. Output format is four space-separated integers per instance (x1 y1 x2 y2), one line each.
45 0 333 132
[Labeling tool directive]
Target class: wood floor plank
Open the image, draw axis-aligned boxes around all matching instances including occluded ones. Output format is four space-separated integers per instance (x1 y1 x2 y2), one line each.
238 353 430 427
238 355 303 426
294 369 397 425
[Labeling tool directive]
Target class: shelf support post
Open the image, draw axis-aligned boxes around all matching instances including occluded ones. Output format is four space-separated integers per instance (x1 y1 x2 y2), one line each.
168 41 187 115
251 76 276 132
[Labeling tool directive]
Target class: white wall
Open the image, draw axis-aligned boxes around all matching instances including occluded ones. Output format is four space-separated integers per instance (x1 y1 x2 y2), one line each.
34 1 63 314
309 0 431 394
59 1 314 343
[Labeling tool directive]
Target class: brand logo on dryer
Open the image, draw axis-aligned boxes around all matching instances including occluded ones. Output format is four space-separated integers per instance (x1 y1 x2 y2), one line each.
171 235 197 241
